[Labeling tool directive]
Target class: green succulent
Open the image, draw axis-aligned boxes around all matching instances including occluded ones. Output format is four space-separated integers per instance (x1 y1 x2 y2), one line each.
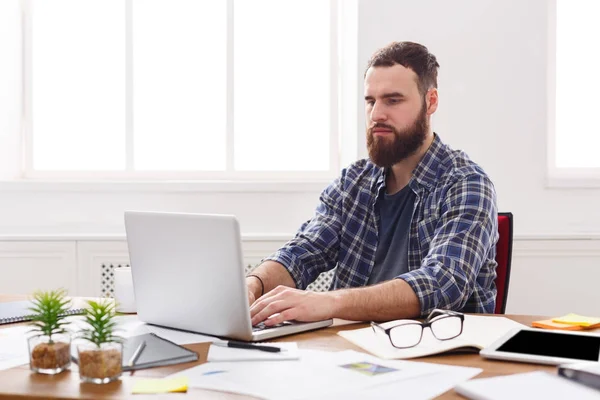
28 288 72 343
79 299 123 347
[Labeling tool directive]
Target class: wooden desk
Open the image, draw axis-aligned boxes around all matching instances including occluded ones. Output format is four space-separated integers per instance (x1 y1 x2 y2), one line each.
0 295 556 399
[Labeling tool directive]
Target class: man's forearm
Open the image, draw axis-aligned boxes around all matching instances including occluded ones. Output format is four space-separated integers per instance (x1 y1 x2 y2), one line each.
246 260 296 299
330 278 421 321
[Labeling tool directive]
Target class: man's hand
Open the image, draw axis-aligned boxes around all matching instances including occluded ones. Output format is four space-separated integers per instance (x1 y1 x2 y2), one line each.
246 276 264 306
247 289 256 306
250 286 338 326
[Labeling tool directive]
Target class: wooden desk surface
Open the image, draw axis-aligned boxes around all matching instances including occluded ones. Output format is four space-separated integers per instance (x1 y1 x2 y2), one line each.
0 295 557 399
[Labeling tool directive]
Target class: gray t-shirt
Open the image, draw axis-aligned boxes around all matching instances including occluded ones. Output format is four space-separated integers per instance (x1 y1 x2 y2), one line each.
367 184 416 285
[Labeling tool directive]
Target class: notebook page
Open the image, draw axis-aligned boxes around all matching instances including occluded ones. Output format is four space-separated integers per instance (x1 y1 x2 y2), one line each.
338 315 525 359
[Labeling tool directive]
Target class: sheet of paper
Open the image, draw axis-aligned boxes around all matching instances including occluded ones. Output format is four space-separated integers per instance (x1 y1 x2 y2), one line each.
455 371 600 400
207 342 299 362
0 325 31 370
338 315 525 359
168 349 444 400
132 376 189 394
321 362 482 400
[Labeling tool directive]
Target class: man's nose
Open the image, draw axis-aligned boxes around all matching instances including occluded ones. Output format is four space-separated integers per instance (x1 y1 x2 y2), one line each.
370 102 387 123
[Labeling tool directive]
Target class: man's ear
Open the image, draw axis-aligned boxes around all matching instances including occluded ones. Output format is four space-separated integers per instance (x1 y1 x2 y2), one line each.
426 88 438 115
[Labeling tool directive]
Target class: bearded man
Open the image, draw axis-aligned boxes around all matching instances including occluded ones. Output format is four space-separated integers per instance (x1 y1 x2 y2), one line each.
247 41 498 326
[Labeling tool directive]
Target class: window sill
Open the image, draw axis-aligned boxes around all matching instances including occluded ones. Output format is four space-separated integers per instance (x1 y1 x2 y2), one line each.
0 233 294 241
546 175 600 189
0 180 330 193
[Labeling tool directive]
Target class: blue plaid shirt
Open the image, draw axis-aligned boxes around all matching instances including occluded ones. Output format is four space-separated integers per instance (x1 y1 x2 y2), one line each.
264 134 498 315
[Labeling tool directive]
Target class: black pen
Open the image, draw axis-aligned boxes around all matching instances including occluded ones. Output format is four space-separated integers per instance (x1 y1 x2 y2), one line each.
212 340 282 353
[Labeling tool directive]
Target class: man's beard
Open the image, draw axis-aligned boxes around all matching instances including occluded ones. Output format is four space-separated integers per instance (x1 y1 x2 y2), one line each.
367 102 429 168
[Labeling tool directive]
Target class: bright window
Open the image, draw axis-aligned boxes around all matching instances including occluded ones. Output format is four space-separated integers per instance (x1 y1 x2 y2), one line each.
24 0 338 179
551 0 600 184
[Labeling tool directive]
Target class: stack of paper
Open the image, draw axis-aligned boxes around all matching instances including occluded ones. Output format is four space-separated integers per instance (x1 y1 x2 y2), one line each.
0 325 31 370
168 349 482 400
325 361 481 400
455 371 600 400
132 377 189 394
533 314 600 331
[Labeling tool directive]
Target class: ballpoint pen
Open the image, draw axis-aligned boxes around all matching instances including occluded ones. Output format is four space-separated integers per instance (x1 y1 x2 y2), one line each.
127 340 146 368
212 340 282 353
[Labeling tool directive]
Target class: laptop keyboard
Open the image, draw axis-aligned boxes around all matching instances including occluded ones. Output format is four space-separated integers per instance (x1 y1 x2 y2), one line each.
252 321 295 332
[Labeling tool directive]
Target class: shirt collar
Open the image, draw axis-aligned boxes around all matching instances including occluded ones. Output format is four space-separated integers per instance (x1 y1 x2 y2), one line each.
374 133 445 194
410 133 445 191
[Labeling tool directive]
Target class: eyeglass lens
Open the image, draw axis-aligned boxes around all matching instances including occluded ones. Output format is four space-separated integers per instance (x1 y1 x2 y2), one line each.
387 315 463 348
388 323 423 348
429 315 463 340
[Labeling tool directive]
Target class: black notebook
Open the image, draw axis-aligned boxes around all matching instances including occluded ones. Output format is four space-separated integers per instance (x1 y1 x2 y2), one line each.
0 300 85 325
72 333 199 371
121 333 199 371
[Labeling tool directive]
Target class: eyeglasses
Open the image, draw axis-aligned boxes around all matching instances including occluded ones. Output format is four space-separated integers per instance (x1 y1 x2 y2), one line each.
371 309 465 349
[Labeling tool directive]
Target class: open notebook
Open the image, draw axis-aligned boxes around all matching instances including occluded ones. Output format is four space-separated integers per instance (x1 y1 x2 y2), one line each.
0 300 85 325
338 315 525 359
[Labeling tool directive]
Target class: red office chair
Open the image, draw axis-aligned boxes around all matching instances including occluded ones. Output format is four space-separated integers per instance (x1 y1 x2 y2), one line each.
494 212 513 314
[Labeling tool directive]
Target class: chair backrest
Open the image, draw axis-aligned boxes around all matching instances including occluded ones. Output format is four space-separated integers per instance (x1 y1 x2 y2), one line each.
494 212 514 314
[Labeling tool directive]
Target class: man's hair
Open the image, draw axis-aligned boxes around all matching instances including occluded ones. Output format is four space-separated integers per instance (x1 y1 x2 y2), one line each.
365 41 440 96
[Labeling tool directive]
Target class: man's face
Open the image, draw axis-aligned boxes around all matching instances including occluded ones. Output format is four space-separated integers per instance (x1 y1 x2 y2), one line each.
364 64 430 168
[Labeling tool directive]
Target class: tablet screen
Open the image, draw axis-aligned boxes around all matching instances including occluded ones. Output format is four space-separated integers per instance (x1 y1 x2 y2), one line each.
497 330 600 361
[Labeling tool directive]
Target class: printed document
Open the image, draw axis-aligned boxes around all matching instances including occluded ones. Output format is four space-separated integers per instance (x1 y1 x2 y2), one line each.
169 349 445 400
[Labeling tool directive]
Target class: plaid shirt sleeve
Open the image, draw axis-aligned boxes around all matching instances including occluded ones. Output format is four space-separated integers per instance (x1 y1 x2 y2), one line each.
398 173 498 316
262 175 344 289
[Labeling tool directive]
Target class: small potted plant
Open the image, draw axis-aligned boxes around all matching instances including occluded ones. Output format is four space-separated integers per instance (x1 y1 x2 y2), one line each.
77 299 123 384
27 289 72 374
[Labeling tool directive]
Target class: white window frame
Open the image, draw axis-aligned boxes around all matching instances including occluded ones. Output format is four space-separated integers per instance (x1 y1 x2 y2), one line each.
19 0 347 184
547 0 600 188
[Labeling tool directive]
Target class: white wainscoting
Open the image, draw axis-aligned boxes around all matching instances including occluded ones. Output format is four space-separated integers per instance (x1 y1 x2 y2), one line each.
76 241 130 297
1 236 599 317
0 241 77 294
507 238 600 317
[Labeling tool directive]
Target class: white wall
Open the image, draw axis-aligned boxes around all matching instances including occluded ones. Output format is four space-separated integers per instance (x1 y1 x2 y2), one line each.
1 0 597 237
1 0 599 315
359 0 599 236
0 187 321 236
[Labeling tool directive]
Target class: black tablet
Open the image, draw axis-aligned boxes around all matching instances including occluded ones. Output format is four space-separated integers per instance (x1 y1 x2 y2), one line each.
480 328 600 365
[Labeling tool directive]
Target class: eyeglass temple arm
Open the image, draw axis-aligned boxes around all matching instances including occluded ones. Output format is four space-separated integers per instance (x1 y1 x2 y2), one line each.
370 321 387 334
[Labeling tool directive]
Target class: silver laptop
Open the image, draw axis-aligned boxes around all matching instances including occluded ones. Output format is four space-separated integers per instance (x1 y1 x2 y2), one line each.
124 211 333 341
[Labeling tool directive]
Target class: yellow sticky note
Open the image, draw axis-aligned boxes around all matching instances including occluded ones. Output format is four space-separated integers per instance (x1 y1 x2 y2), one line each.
552 313 600 327
132 376 188 394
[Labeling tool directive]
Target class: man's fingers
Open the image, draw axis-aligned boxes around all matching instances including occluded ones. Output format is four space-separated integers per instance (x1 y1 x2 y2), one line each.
251 299 290 325
250 295 272 318
250 287 289 317
254 285 287 303
264 309 297 326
